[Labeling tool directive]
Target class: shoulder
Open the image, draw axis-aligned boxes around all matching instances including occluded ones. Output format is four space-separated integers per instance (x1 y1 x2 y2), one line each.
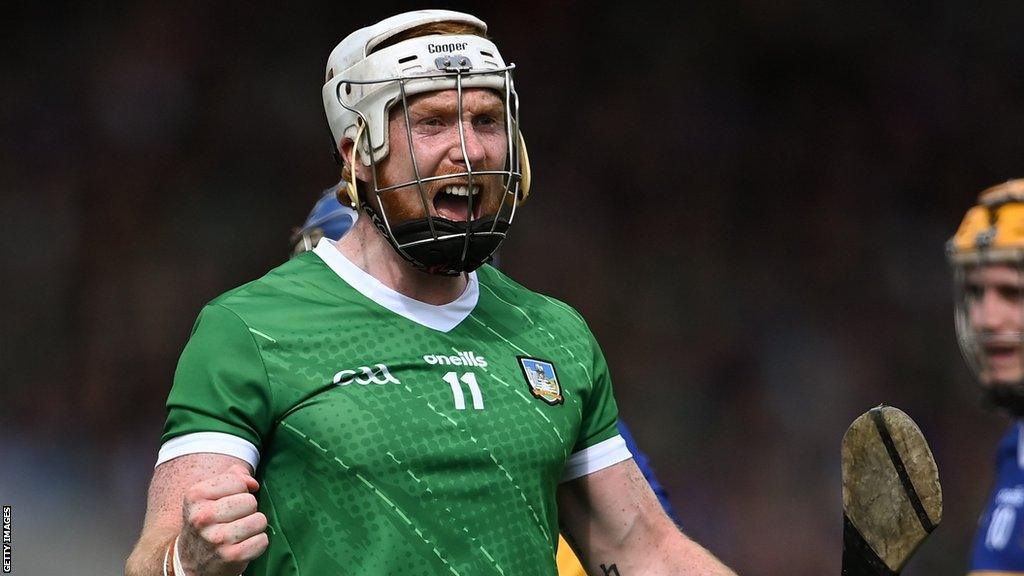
205 252 334 322
476 265 589 328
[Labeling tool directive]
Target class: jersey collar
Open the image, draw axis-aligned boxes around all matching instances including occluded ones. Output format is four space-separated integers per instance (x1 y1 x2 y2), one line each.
313 238 478 333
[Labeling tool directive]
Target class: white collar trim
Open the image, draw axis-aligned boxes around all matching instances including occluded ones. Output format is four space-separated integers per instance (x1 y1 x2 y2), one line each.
313 238 478 333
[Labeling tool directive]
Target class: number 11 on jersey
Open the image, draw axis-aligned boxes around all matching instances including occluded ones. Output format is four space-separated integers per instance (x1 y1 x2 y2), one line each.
443 372 484 410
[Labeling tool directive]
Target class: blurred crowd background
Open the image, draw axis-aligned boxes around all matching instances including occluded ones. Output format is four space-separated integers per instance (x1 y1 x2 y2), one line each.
4 1 1024 574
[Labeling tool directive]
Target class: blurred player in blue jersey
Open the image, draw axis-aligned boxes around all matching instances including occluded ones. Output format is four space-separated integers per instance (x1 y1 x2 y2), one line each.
294 183 681 575
949 179 1024 574
289 183 359 257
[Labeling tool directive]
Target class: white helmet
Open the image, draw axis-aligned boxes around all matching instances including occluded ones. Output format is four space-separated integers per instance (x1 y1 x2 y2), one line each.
321 10 531 275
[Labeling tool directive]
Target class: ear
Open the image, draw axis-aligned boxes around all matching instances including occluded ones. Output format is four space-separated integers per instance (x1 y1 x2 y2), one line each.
340 139 373 183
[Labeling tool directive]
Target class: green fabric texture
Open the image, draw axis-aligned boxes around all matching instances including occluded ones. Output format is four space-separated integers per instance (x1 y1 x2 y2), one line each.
163 251 620 575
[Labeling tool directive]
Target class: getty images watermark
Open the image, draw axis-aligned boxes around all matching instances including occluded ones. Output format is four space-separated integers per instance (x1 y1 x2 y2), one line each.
2 505 10 573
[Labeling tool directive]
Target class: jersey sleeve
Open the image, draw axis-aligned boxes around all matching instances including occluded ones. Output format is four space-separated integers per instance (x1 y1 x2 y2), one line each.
159 303 274 466
574 331 619 451
562 324 631 481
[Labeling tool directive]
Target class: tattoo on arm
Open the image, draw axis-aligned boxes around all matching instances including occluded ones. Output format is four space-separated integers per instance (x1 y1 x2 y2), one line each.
600 563 620 575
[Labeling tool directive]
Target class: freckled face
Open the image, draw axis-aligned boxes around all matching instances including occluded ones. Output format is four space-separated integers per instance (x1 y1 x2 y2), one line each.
373 88 509 224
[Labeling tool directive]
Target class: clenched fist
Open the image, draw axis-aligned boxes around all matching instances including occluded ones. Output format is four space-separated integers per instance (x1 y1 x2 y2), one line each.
177 464 269 576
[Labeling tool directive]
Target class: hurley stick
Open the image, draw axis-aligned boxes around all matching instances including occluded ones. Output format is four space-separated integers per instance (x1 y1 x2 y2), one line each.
841 406 942 575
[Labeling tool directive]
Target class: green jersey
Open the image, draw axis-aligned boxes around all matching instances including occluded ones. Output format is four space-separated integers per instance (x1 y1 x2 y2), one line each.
158 239 629 575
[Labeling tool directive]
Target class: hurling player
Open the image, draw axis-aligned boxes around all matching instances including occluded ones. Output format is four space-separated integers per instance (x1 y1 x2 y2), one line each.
126 10 732 576
290 185 683 576
949 179 1024 574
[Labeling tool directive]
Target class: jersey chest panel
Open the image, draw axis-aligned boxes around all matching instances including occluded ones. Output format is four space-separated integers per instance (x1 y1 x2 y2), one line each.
252 305 587 575
972 426 1024 572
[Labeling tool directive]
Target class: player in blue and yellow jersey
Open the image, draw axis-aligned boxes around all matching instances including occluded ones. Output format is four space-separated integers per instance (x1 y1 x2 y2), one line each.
949 179 1024 574
125 10 733 576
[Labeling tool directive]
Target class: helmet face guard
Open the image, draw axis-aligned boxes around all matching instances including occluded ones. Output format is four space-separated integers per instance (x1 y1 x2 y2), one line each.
948 180 1024 413
342 66 526 275
951 258 1024 404
323 23 531 275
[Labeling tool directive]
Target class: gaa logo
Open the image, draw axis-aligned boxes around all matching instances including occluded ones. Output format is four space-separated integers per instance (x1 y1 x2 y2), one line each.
333 364 401 386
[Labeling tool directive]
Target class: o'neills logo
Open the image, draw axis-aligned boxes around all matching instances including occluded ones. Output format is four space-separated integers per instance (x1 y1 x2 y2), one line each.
428 42 467 54
423 350 488 368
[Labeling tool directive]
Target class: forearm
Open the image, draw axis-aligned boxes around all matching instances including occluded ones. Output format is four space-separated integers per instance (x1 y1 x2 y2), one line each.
559 460 736 575
635 525 735 576
581 520 735 576
125 528 177 576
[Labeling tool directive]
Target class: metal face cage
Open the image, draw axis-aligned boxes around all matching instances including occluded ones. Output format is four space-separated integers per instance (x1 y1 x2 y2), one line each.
952 256 1024 390
335 65 526 273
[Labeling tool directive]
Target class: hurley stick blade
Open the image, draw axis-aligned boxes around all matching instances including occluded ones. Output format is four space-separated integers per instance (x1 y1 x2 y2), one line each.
841 406 942 575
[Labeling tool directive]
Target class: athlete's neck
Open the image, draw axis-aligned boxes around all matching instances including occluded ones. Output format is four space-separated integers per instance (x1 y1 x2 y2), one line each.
334 217 469 305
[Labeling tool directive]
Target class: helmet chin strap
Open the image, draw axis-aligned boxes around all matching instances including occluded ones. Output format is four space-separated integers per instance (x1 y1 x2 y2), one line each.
361 200 508 276
984 382 1024 417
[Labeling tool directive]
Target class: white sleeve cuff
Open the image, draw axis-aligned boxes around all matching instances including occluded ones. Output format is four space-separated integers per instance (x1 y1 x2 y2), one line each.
156 432 260 470
560 434 632 482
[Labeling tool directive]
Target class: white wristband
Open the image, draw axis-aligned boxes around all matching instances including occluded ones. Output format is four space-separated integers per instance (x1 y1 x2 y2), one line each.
162 541 170 576
173 536 185 576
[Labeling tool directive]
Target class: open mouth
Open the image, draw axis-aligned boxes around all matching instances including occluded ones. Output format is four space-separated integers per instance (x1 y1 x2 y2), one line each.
981 338 1023 370
432 184 482 222
985 344 1020 361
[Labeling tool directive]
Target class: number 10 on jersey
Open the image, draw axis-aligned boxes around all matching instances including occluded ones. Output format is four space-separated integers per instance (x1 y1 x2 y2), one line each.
443 372 484 410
